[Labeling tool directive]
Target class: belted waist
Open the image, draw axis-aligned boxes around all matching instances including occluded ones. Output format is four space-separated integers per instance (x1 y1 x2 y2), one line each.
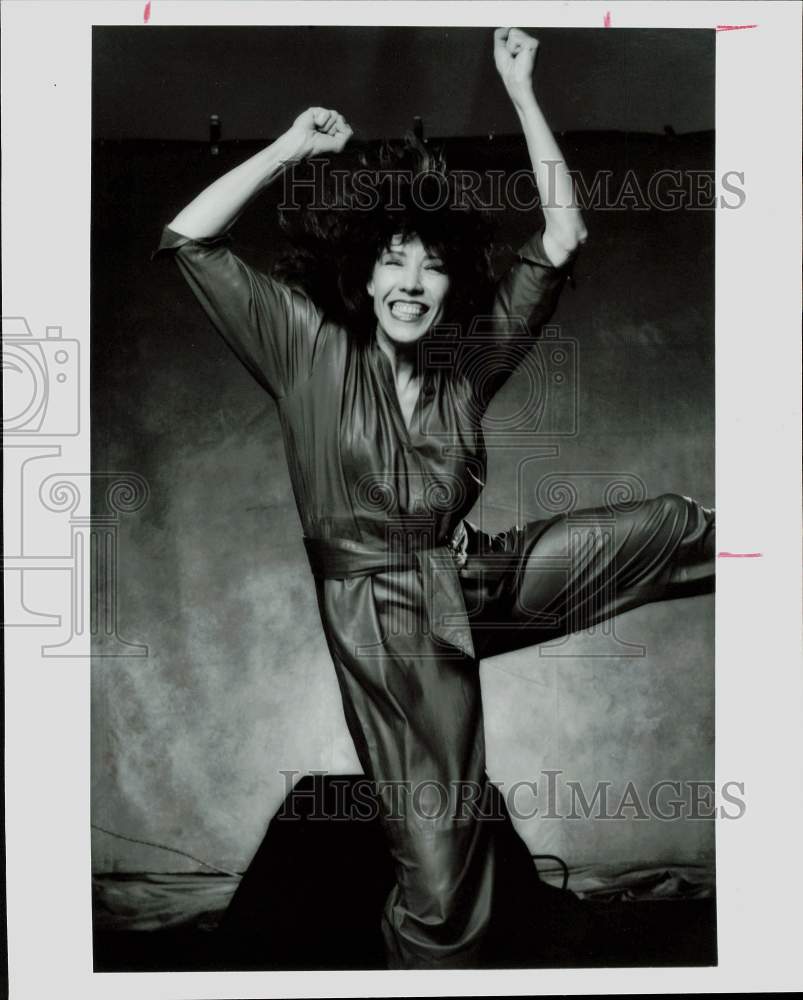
302 532 475 661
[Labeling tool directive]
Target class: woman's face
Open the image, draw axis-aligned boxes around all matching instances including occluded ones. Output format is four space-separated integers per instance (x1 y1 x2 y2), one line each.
367 234 451 346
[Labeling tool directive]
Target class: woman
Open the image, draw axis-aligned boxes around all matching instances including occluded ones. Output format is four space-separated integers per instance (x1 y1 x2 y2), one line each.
155 28 715 969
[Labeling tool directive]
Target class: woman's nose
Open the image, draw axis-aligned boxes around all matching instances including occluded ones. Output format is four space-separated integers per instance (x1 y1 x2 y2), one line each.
399 265 424 293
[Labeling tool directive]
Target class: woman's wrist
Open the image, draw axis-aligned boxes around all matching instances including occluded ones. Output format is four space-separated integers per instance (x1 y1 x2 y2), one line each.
246 129 312 195
270 128 313 170
509 86 539 117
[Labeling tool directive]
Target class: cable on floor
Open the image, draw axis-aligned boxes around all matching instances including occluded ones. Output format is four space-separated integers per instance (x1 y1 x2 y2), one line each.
531 853 570 891
91 823 242 879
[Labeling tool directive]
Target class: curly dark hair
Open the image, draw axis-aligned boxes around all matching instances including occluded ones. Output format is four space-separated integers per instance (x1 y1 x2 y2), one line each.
273 134 497 341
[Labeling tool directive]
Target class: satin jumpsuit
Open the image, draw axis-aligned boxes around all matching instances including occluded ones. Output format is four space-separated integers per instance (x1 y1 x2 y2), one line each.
155 223 715 968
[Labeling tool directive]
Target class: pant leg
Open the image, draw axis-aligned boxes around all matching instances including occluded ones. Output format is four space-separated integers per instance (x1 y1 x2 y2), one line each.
460 493 715 660
317 569 497 968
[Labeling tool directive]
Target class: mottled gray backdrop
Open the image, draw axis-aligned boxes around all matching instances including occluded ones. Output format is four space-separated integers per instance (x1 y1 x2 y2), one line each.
91 26 714 874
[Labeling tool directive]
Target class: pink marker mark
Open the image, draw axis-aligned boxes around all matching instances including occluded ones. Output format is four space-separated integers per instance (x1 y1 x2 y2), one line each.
144 1 151 23
717 552 763 558
715 24 758 32
603 11 612 27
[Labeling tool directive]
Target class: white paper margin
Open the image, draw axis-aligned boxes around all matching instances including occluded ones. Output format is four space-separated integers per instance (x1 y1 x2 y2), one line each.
3 1 801 996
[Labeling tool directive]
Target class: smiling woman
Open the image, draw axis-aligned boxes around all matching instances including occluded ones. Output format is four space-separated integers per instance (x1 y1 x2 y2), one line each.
153 27 715 970
368 236 450 425
369 237 450 342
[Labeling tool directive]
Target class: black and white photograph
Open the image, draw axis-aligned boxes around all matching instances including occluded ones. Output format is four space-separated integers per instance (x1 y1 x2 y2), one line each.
3 2 802 997
92 20 719 972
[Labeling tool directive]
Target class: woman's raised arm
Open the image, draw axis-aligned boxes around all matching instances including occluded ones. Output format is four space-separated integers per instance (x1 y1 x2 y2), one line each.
155 109 352 401
493 28 587 266
169 108 353 239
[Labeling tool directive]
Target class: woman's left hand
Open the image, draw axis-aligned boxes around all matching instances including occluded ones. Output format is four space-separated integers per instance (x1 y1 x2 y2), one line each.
493 27 539 107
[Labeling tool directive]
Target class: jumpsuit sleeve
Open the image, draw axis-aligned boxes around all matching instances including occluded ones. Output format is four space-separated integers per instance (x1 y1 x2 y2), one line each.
152 225 325 401
461 225 577 409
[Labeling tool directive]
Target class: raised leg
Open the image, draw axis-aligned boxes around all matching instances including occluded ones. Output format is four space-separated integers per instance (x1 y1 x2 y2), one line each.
460 493 715 660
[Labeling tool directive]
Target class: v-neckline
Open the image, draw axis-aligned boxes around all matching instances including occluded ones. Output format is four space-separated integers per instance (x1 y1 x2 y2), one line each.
372 340 427 440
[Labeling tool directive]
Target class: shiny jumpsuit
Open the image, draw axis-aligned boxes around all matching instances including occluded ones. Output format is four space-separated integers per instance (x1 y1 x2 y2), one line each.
155 224 715 968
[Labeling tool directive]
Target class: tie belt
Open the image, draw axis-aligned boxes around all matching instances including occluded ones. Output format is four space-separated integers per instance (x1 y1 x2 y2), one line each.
302 533 475 660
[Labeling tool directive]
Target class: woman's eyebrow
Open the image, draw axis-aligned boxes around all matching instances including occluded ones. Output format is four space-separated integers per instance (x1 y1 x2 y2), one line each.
382 245 443 261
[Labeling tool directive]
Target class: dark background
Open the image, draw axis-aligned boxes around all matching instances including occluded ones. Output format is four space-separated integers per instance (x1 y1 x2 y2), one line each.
93 26 714 141
91 26 715 879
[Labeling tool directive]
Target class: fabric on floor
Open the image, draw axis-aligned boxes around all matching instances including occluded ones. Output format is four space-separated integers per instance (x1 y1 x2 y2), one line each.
93 862 714 932
536 862 714 901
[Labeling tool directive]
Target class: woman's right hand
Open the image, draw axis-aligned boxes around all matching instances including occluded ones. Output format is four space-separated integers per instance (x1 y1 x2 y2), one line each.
167 108 352 240
284 107 353 161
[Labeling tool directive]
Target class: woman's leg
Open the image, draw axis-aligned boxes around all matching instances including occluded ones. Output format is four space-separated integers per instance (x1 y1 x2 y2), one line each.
460 493 715 659
320 571 498 969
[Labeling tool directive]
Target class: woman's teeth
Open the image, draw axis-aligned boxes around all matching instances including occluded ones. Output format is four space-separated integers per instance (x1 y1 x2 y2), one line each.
390 302 427 321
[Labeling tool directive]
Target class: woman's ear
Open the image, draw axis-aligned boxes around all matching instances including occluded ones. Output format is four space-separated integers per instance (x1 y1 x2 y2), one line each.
366 279 374 296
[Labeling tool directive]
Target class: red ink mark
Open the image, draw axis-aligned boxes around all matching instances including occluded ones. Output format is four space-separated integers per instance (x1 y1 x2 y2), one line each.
143 1 151 23
715 24 758 32
603 11 612 27
717 552 763 558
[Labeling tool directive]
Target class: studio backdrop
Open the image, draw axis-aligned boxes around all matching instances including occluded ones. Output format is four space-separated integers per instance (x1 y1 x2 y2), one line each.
90 25 715 891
